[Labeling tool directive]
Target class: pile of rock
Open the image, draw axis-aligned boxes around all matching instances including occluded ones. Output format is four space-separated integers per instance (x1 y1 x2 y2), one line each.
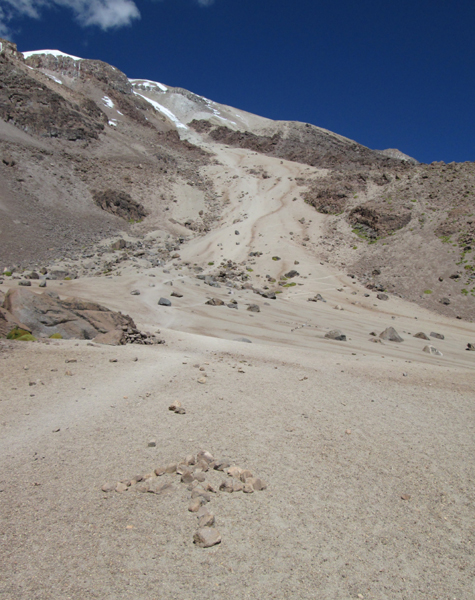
101 449 267 548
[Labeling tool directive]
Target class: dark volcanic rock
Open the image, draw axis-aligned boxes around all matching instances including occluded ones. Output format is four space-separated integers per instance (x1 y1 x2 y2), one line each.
0 45 106 140
92 190 147 221
349 203 412 237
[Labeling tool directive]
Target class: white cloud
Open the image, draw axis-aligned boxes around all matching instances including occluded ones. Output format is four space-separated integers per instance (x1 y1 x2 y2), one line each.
0 0 141 34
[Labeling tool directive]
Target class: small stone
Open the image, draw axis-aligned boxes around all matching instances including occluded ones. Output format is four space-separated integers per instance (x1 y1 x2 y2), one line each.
243 483 254 493
193 528 221 548
214 459 231 471
401 494 411 501
130 289 141 295
109 358 118 363
195 460 209 472
115 483 128 493
233 481 243 492
247 477 266 491
206 298 224 306
185 454 196 465
175 407 186 414
430 332 445 340
203 482 217 493
197 450 214 464
197 377 207 384
154 466 165 476
247 304 260 312
101 482 116 492
219 480 234 493
334 304 343 310
176 463 189 475
169 400 182 411
188 498 204 512
466 343 475 351
181 472 194 484
136 483 149 493
345 429 352 435
165 463 177 474
171 291 183 298
196 506 210 518
158 298 172 306
227 466 243 479
240 469 253 482
376 293 389 301
439 297 450 305
198 513 215 527
148 439 156 447
39 280 46 288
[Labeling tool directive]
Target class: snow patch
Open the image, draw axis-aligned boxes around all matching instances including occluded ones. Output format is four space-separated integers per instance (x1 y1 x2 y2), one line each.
129 78 168 92
102 96 114 109
133 91 187 130
46 74 63 85
108 120 117 127
23 49 82 61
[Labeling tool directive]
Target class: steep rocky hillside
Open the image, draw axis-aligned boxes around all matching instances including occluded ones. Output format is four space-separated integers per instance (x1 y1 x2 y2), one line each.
0 37 473 319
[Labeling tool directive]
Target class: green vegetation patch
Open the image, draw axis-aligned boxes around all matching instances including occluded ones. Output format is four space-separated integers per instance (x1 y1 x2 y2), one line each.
7 327 32 340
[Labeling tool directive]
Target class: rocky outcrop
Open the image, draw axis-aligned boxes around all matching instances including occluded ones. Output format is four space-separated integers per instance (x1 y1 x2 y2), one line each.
1 287 159 344
349 203 412 237
0 51 106 140
92 190 147 222
190 120 407 170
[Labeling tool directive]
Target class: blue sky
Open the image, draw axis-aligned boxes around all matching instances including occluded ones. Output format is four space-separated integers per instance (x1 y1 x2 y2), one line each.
2 0 474 164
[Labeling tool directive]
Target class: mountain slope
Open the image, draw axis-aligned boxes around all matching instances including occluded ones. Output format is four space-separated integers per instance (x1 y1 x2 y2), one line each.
0 38 473 319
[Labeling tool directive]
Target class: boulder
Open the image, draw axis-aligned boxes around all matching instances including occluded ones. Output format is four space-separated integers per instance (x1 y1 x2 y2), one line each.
247 304 260 312
324 329 347 341
423 345 443 357
430 332 445 340
285 270 299 278
379 327 403 342
158 298 172 306
205 298 224 306
439 297 451 306
376 293 389 301
414 332 430 340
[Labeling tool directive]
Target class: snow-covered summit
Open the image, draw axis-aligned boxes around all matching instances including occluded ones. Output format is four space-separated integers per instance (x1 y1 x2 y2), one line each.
22 49 82 61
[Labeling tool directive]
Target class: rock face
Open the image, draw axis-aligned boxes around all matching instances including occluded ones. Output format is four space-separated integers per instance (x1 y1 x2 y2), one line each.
0 44 106 140
379 327 403 342
1 287 156 343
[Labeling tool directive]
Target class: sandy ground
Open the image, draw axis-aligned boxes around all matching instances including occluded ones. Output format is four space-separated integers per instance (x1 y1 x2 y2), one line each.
1 145 475 600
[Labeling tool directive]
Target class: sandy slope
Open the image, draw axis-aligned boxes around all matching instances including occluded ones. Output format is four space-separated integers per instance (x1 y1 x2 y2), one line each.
1 145 475 600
